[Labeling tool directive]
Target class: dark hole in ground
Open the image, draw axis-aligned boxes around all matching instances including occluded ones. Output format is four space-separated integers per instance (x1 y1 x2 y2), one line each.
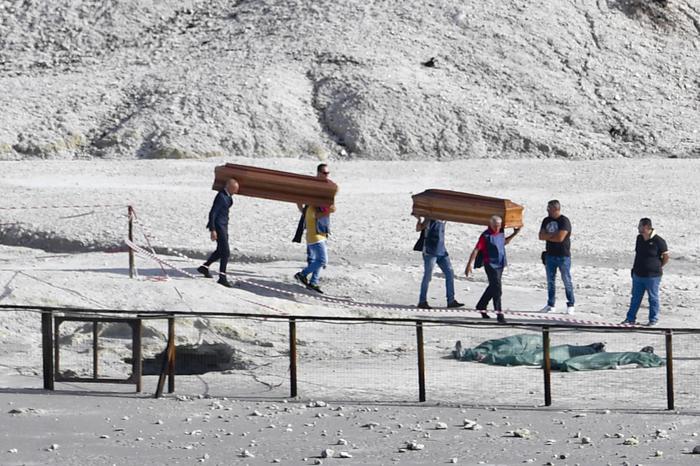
136 342 252 375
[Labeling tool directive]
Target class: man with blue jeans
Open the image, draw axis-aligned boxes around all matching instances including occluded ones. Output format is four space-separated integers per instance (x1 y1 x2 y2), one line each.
622 218 669 326
415 217 463 309
539 200 575 315
294 164 335 294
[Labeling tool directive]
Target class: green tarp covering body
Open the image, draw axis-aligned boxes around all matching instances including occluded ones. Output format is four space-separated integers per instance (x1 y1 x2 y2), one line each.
555 351 664 372
453 334 664 371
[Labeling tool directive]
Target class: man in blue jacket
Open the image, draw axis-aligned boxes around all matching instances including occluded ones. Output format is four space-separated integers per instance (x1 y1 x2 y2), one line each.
465 215 520 324
415 216 464 309
198 178 239 288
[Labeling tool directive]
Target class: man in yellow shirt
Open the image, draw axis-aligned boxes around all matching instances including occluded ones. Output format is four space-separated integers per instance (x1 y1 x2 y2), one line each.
294 164 335 293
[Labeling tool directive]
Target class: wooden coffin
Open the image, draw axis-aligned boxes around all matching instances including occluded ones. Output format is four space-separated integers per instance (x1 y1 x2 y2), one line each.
212 163 337 206
411 190 524 228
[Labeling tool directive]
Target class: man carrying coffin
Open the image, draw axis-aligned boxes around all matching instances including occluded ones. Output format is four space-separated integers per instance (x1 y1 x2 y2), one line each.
465 215 520 324
293 164 336 294
198 178 239 288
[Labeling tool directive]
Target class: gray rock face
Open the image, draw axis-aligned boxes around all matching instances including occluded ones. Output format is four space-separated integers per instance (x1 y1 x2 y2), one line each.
0 0 698 160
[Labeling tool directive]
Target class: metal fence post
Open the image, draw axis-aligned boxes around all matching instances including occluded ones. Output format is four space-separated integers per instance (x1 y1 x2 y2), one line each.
168 317 176 393
41 311 54 390
133 319 142 393
543 327 552 407
155 318 174 399
128 205 135 279
289 318 298 398
416 322 426 402
54 318 60 384
92 321 99 380
665 330 674 410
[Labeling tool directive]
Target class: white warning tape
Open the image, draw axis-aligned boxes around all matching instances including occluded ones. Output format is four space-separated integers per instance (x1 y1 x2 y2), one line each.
125 232 633 328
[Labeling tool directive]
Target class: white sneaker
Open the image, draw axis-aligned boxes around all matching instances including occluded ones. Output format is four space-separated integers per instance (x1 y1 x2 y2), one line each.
565 306 575 315
540 305 556 313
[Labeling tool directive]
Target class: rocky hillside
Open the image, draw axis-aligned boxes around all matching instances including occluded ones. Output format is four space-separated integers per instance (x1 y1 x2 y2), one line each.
0 0 698 160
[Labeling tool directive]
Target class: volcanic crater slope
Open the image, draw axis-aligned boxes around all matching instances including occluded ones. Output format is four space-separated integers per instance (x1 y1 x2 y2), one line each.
0 0 698 160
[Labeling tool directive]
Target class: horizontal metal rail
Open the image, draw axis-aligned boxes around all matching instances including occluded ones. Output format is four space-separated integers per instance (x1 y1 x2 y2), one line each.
2 303 699 333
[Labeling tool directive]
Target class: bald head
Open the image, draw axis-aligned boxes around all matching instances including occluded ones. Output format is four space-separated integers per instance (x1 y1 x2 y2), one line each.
225 178 239 195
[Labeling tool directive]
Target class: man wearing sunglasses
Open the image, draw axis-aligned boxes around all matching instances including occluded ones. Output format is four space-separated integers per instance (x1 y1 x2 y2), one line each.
293 163 336 294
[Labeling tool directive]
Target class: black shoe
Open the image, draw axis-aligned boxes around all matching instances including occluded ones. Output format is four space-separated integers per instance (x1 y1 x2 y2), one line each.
454 340 463 359
447 300 464 308
417 301 431 309
479 311 490 319
197 265 212 278
620 319 637 325
497 313 507 324
218 278 235 288
294 272 309 286
306 283 323 294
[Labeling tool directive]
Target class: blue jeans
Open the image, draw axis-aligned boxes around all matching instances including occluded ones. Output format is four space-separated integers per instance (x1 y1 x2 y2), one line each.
300 241 328 285
626 274 661 323
419 254 455 304
545 255 575 307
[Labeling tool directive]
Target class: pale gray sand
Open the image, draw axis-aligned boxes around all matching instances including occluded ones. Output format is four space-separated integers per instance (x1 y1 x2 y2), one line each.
2 158 700 464
3 389 700 465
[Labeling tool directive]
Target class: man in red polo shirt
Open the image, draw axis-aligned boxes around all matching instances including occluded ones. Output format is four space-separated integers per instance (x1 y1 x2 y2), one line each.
465 215 520 324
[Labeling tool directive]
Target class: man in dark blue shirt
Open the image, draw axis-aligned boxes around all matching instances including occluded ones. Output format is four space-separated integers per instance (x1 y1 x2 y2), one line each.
539 200 575 315
415 216 463 309
621 218 669 326
198 178 239 288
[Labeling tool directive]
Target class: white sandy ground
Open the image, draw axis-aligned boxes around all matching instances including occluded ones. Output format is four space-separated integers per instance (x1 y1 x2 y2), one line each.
2 158 700 464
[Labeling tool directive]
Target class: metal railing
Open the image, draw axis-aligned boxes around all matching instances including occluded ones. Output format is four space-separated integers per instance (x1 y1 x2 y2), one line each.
1 304 695 410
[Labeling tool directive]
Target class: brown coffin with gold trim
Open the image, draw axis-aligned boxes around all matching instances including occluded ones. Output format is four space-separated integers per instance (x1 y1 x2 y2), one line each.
411 190 524 228
213 163 337 206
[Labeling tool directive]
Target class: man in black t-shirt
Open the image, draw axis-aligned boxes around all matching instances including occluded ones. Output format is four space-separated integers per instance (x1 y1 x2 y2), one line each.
538 200 575 314
622 218 669 326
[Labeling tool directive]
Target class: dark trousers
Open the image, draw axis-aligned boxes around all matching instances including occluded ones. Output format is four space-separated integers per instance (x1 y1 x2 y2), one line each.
476 264 503 312
205 228 230 276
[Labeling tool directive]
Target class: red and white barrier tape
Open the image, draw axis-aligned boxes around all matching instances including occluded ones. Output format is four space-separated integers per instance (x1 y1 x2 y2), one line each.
127 239 287 314
126 234 633 328
126 239 197 279
0 203 126 211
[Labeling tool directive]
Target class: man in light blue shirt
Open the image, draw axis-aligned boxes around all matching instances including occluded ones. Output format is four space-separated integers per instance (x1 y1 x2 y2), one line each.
415 216 464 309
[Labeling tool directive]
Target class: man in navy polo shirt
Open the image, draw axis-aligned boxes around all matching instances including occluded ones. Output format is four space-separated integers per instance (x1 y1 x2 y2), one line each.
465 215 520 324
621 218 669 326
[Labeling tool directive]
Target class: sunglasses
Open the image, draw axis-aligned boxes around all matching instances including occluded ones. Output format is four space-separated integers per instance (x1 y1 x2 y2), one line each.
319 171 330 175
